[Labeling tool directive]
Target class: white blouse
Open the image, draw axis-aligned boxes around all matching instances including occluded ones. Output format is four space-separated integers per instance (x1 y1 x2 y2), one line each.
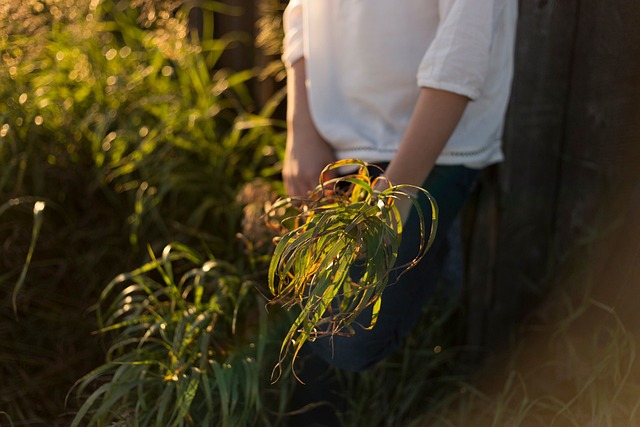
282 0 518 168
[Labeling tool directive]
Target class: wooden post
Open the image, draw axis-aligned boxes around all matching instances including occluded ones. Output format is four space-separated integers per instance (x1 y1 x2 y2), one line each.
215 0 257 73
465 0 581 353
555 0 640 253
465 0 640 357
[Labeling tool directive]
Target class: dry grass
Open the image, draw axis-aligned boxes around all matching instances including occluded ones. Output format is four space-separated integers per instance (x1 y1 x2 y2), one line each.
416 189 640 427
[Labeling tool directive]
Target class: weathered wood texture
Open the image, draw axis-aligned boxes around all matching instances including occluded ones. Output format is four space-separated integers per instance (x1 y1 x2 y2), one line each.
465 0 640 352
464 0 581 354
556 0 640 252
214 0 256 71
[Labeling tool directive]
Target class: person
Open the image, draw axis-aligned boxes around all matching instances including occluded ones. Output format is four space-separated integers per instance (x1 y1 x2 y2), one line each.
281 1 518 425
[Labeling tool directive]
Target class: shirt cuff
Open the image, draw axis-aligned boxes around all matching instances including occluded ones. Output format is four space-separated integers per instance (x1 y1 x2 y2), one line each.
282 2 305 67
416 77 481 100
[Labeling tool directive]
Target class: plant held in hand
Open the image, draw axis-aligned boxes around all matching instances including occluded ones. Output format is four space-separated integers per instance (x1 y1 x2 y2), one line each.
267 159 438 379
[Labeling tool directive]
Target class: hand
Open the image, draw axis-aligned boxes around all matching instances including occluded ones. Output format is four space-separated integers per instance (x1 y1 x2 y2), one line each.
393 193 414 226
283 123 336 197
373 177 415 226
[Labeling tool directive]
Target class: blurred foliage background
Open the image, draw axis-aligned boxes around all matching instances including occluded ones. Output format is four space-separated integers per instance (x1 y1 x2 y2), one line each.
0 0 286 424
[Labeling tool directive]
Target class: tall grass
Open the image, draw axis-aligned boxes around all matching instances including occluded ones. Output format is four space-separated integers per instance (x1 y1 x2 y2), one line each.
414 296 640 427
0 0 285 424
1 0 283 252
68 243 292 427
414 209 640 427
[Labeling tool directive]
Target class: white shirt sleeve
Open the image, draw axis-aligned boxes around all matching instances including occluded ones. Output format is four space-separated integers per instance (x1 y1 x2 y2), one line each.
282 0 305 68
417 0 497 100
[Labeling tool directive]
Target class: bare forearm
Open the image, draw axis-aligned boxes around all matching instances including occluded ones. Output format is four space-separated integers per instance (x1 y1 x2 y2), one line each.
384 87 469 191
286 59 313 129
284 58 337 196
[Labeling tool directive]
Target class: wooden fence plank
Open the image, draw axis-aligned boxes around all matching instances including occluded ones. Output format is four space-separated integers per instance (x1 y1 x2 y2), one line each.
468 0 581 351
555 0 640 255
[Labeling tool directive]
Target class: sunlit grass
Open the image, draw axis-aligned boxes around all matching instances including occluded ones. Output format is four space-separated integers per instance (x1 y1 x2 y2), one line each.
0 0 285 424
415 254 640 427
68 243 291 427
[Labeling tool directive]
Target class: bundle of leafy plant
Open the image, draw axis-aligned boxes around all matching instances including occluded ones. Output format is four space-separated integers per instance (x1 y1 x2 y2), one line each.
267 159 438 378
69 243 289 427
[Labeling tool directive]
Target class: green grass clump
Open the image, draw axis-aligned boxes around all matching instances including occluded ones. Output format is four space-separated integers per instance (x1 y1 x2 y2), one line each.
267 159 438 378
69 243 291 427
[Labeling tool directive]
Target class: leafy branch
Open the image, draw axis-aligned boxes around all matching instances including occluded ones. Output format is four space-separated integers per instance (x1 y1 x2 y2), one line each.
267 159 438 380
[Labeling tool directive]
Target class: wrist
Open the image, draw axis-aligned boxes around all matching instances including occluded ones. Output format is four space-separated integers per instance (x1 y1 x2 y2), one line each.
287 108 315 129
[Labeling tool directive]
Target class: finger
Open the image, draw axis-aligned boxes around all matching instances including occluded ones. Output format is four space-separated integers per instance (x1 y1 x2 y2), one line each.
285 175 314 198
